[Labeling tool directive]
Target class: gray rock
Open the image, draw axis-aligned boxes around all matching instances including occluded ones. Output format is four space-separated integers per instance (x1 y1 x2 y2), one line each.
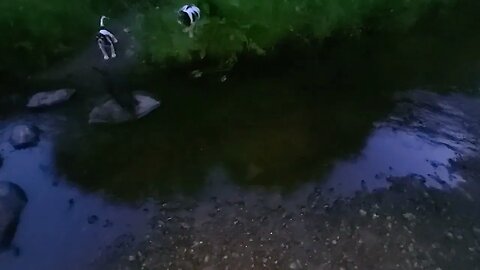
89 92 160 124
289 260 302 269
134 93 161 118
472 227 480 237
9 125 39 149
89 99 133 124
0 182 28 249
27 89 76 108
402 213 416 221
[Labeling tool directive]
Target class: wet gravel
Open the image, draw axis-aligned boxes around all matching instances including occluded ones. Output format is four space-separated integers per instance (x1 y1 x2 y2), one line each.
98 175 480 270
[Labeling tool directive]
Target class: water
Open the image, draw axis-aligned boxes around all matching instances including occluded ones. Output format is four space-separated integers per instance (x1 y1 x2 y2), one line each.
1 2 480 269
323 126 464 198
0 115 155 270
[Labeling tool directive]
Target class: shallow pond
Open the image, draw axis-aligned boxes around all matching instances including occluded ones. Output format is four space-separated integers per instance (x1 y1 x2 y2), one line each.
1 2 480 269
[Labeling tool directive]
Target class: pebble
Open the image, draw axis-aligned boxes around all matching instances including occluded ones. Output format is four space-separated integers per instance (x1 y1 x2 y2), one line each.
472 227 480 236
157 220 165 227
402 213 416 221
191 70 203 78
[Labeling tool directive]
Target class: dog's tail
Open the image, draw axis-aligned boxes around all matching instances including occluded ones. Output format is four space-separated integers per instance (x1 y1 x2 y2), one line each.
100 16 108 27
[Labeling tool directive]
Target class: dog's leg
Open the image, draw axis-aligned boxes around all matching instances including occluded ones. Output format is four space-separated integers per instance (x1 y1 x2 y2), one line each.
187 24 194 38
190 25 196 38
104 36 116 58
102 29 119 43
110 43 117 58
98 41 109 60
108 32 119 43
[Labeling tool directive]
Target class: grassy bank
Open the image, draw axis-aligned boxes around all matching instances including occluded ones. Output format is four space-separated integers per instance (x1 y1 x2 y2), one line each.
140 0 452 64
0 0 454 83
0 0 136 83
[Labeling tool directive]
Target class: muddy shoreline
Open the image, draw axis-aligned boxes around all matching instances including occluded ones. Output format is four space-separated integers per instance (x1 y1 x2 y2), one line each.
92 91 480 270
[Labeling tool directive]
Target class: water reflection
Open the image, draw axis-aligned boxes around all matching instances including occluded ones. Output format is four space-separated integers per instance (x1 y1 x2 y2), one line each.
55 1 480 200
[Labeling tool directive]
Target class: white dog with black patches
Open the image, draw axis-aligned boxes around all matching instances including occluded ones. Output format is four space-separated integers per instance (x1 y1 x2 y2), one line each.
177 4 201 38
96 16 118 60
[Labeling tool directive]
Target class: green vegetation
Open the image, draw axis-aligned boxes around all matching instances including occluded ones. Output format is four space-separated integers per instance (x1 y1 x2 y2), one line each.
0 0 134 81
140 0 452 64
0 0 92 79
0 0 453 81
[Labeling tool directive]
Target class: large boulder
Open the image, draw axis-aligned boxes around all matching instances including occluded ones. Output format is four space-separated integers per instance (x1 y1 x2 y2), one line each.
0 182 28 249
9 125 39 149
89 92 160 124
26 88 76 108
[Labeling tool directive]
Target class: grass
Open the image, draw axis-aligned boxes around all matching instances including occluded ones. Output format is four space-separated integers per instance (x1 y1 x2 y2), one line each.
0 0 454 82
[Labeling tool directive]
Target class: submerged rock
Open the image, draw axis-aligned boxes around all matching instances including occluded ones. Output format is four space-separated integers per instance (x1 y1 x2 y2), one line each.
0 182 28 249
88 92 160 124
9 125 39 149
27 88 76 108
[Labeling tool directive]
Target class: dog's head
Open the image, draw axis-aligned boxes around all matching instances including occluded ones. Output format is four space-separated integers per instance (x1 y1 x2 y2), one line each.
177 5 200 26
177 10 192 26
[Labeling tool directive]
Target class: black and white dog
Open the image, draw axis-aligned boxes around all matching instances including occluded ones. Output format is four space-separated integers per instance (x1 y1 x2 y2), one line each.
177 4 201 38
96 16 118 60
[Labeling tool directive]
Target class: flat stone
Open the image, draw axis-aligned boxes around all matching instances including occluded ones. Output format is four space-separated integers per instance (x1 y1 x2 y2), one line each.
27 89 76 108
89 92 160 124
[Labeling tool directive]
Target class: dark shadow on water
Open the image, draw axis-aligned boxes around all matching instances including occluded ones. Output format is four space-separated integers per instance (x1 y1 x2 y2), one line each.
54 0 480 200
55 70 394 199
